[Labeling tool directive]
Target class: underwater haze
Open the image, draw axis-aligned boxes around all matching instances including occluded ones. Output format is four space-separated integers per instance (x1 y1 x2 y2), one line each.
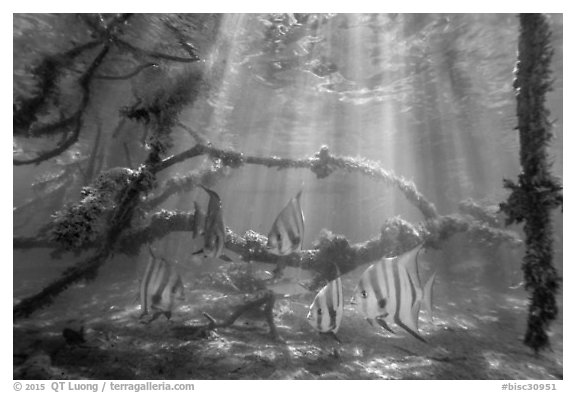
13 14 563 380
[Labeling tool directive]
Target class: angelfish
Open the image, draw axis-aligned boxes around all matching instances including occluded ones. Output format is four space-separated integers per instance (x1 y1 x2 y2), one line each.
351 244 436 342
306 269 344 342
140 255 185 323
267 190 305 256
193 185 227 259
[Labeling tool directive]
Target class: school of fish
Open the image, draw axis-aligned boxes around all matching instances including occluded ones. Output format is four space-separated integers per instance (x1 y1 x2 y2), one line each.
138 186 437 343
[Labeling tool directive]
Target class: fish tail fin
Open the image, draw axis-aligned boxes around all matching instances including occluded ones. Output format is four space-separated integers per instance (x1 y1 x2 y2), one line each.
423 271 436 324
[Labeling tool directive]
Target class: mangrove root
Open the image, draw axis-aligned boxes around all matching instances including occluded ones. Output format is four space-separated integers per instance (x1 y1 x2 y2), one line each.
171 290 280 341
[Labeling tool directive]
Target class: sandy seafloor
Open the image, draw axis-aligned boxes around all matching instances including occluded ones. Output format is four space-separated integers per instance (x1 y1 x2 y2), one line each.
13 252 562 380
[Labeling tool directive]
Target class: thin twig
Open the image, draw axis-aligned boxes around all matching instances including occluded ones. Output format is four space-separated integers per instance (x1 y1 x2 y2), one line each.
115 39 200 63
164 20 200 59
83 120 103 184
151 144 208 172
176 121 210 145
96 62 158 80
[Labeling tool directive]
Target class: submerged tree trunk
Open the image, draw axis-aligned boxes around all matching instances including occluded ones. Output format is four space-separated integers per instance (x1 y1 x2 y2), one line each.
500 13 563 353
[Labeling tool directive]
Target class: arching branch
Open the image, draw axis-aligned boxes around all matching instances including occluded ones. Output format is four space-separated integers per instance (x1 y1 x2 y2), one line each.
14 208 522 291
13 115 83 166
155 144 437 219
176 121 210 145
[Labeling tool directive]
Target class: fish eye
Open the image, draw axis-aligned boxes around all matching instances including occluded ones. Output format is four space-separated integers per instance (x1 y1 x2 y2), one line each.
361 290 368 299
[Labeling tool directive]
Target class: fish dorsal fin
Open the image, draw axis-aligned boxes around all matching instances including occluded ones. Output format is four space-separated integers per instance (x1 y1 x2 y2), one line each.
294 189 304 222
200 185 223 216
199 184 217 200
273 190 302 226
398 244 424 288
295 188 303 200
148 245 158 260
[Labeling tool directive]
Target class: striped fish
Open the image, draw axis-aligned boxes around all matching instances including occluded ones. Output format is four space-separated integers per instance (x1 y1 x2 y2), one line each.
140 255 185 322
306 273 344 338
195 185 226 259
267 190 305 256
351 245 435 342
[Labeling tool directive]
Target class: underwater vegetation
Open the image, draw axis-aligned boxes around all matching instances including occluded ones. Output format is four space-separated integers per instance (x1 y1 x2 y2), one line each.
13 13 562 379
499 14 563 353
